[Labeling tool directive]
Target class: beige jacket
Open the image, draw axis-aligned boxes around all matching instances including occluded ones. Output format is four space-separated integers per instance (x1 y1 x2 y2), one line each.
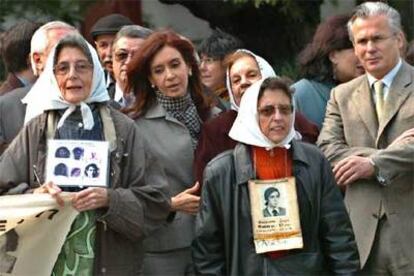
317 62 414 268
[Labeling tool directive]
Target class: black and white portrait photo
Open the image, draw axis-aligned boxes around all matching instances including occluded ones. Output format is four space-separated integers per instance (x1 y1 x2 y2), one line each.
262 187 286 217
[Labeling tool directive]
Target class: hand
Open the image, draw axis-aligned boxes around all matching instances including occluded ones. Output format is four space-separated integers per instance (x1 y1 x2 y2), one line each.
72 187 109 212
33 181 64 207
333 156 375 186
171 182 200 215
389 128 414 147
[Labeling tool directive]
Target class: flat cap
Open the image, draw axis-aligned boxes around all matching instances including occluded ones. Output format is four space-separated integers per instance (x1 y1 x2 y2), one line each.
90 13 133 39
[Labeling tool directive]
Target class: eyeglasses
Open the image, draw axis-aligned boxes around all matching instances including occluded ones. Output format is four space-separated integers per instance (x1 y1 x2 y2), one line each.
200 57 219 65
258 104 293 117
54 61 92 76
114 50 135 63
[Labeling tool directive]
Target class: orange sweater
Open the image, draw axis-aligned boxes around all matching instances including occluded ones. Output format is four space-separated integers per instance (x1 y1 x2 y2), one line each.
252 146 293 259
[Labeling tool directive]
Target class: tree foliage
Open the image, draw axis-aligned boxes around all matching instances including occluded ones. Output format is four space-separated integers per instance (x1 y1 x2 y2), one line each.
0 0 96 27
161 0 323 79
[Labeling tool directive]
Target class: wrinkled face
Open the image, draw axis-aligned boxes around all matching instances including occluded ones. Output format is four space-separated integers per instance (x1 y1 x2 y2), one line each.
149 46 191 98
36 28 75 75
229 55 261 106
94 34 115 73
55 47 93 104
330 48 365 83
268 191 280 208
112 36 145 91
351 15 403 79
199 54 226 91
258 89 293 144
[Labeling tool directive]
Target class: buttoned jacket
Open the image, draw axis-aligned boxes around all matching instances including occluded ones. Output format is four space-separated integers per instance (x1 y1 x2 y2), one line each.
317 61 414 267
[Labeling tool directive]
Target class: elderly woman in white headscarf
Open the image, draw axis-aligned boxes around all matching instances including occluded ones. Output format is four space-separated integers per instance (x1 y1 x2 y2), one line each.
0 34 171 275
192 77 359 275
193 49 319 183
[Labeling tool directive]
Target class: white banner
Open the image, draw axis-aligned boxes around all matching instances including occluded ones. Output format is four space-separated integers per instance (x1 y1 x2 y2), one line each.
0 193 78 275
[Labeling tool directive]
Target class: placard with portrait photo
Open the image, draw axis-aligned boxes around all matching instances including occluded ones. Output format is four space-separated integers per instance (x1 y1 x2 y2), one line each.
248 177 303 253
45 139 109 188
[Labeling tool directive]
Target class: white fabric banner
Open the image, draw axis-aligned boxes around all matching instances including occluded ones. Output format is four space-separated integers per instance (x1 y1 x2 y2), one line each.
0 193 78 275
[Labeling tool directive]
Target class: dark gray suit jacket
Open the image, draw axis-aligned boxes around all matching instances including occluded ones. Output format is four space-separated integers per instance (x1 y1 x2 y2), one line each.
0 86 29 155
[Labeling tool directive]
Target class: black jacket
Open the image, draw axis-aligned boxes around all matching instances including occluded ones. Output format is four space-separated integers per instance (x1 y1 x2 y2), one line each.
192 140 359 275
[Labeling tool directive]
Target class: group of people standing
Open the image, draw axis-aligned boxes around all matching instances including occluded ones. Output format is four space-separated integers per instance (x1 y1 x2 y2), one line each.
0 1 413 275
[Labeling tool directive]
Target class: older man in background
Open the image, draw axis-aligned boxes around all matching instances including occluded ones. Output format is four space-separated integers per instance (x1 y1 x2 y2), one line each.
0 21 76 155
90 13 133 94
110 25 152 107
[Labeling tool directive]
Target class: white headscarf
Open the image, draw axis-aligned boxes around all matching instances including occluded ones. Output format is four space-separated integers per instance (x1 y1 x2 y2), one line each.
22 35 109 130
229 78 300 149
226 49 276 111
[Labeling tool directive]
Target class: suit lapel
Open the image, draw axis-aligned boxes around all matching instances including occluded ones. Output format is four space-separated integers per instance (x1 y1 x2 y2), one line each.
351 77 378 140
378 62 413 139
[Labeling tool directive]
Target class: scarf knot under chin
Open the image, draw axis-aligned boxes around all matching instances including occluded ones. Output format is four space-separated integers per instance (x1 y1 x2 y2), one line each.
56 102 95 130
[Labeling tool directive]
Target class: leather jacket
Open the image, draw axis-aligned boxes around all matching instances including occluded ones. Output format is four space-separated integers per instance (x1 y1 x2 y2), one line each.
192 140 359 275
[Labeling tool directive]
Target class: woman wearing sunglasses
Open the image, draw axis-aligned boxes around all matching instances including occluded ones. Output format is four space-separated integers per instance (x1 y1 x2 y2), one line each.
193 77 359 275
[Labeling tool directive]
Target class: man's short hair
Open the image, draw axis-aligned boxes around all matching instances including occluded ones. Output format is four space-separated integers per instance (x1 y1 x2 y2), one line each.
347 2 402 43
30 21 76 75
198 29 243 60
90 13 133 40
1 20 41 73
113 25 153 47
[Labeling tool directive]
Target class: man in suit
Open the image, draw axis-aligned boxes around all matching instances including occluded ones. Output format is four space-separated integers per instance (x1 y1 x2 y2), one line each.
262 187 286 217
0 21 76 155
110 25 152 107
317 2 414 274
0 20 40 96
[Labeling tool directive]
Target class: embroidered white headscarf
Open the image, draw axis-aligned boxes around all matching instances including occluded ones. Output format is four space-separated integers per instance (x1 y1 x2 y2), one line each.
23 34 109 130
229 78 300 149
226 49 277 111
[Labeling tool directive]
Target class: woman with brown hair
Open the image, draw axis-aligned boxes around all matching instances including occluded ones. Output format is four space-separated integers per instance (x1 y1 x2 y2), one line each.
293 14 365 129
125 30 214 275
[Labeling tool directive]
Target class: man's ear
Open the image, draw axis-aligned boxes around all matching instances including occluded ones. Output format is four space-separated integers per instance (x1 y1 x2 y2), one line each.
26 54 32 68
32 52 42 74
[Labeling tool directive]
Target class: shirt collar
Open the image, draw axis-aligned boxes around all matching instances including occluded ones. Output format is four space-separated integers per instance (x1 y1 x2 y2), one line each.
114 82 124 104
367 58 402 88
105 72 114 88
16 75 31 87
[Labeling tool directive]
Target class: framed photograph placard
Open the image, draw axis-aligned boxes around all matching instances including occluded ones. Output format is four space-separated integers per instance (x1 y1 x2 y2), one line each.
45 139 109 188
248 177 303 253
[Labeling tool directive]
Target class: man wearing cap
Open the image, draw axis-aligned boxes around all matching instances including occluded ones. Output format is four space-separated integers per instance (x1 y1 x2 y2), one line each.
90 13 133 93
